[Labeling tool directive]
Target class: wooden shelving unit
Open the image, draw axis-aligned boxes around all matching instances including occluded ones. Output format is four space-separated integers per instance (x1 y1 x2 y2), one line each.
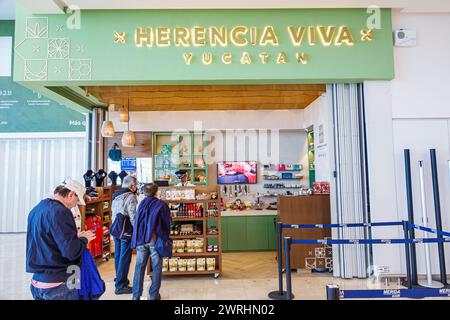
79 186 113 264
147 185 222 278
153 131 209 186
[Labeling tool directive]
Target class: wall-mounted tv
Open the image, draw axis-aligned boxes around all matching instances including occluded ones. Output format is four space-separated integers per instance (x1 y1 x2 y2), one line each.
217 161 257 185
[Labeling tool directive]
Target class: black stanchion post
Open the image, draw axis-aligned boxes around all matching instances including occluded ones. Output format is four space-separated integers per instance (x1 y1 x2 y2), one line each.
402 220 412 289
326 284 340 300
268 222 290 300
430 149 448 286
284 237 293 300
404 149 419 286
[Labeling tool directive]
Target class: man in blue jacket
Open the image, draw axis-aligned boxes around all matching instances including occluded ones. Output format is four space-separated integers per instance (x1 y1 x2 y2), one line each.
131 183 171 300
26 178 96 300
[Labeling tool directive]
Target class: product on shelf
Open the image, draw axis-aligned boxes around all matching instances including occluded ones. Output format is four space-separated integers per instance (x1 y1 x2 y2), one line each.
312 181 330 194
175 240 186 253
194 239 204 253
206 202 219 217
207 226 218 235
207 245 219 252
206 258 216 271
162 258 169 272
169 258 178 272
187 259 196 271
159 188 196 201
186 240 195 253
85 215 103 257
178 259 187 272
196 258 206 271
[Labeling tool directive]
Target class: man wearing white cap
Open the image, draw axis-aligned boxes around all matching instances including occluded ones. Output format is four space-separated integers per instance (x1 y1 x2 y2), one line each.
26 178 96 300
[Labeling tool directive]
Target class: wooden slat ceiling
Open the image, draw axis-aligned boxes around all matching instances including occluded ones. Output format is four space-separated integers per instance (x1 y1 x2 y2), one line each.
84 84 326 111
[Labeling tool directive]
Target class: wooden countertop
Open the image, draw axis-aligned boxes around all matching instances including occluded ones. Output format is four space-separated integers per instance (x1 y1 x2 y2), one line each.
222 210 277 217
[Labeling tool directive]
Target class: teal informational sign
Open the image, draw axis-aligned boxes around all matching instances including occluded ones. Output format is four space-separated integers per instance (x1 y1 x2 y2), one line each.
0 20 86 133
0 77 86 132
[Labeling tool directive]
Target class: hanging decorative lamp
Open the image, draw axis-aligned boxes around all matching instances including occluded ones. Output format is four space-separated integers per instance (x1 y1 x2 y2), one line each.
100 104 115 137
119 107 129 124
121 98 136 147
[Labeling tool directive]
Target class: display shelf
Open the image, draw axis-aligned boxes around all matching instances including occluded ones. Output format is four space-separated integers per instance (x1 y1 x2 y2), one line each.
263 178 303 181
79 186 112 265
153 131 208 186
148 185 222 278
164 199 218 204
160 270 219 276
171 252 220 257
171 235 203 239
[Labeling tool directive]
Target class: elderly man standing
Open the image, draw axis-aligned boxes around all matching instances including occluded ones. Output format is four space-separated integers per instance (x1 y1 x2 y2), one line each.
111 175 138 295
26 178 96 300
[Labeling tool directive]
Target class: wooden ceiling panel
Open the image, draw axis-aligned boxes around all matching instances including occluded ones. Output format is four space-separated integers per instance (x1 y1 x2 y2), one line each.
84 84 325 111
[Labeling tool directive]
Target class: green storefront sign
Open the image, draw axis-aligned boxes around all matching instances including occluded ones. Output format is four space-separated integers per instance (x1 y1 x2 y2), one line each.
1 20 86 133
13 7 394 88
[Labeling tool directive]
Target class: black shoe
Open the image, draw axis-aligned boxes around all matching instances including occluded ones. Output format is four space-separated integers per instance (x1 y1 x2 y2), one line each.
115 286 133 295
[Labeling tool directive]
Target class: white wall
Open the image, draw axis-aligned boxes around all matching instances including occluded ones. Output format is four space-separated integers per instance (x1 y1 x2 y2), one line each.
0 134 88 232
365 12 450 275
391 13 450 119
303 94 331 182
110 109 304 132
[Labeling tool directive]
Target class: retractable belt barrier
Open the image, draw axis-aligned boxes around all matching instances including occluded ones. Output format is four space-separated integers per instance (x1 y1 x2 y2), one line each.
268 219 450 300
282 221 403 229
327 285 450 300
292 238 450 245
410 223 450 238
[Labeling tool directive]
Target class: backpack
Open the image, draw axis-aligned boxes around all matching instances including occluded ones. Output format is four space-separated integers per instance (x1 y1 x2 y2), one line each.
78 249 105 300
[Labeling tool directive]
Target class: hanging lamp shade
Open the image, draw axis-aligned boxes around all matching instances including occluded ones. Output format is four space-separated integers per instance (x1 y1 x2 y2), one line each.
101 120 115 138
121 130 136 147
119 107 129 123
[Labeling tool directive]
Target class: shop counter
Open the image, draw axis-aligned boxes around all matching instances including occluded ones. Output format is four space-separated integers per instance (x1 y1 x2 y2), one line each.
222 210 278 217
221 212 277 252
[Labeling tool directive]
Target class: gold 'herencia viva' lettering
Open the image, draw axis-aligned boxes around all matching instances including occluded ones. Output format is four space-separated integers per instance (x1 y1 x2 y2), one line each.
134 25 355 47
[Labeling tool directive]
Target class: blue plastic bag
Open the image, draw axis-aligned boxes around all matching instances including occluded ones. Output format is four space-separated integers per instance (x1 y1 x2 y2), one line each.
79 249 105 300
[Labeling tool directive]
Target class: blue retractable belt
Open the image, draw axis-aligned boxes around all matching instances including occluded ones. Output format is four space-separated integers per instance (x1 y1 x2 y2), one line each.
282 221 403 229
292 238 450 245
340 288 450 299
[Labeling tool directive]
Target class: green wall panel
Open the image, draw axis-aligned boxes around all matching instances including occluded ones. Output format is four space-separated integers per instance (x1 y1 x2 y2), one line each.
13 7 394 87
222 215 277 252
226 217 247 251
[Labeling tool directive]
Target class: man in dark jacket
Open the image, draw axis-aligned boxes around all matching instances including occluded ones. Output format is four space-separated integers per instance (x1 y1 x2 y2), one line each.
131 183 171 300
26 178 96 300
111 175 138 295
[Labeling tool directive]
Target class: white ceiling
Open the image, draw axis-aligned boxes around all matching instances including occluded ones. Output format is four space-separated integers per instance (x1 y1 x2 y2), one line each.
0 0 15 20
14 0 450 14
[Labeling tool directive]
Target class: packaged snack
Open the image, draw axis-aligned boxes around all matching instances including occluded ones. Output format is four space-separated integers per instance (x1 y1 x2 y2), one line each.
162 258 169 272
187 259 196 271
206 258 216 271
186 240 195 253
172 240 178 254
176 240 186 253
178 259 187 272
194 238 204 253
169 258 178 272
196 258 206 271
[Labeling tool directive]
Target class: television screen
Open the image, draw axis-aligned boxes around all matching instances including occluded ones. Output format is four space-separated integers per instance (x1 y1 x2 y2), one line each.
217 161 257 185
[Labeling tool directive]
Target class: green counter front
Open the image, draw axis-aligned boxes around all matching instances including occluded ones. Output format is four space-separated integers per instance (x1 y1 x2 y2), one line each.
221 215 277 252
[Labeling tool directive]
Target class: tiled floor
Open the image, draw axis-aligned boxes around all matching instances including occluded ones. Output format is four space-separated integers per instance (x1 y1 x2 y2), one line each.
2 233 449 300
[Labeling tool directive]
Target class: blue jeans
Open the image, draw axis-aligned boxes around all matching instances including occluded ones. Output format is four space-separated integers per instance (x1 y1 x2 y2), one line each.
114 237 132 290
132 244 162 300
30 283 79 300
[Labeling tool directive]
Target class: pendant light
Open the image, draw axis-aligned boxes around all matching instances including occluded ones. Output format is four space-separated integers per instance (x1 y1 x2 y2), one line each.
119 107 129 124
100 104 115 138
121 97 136 147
